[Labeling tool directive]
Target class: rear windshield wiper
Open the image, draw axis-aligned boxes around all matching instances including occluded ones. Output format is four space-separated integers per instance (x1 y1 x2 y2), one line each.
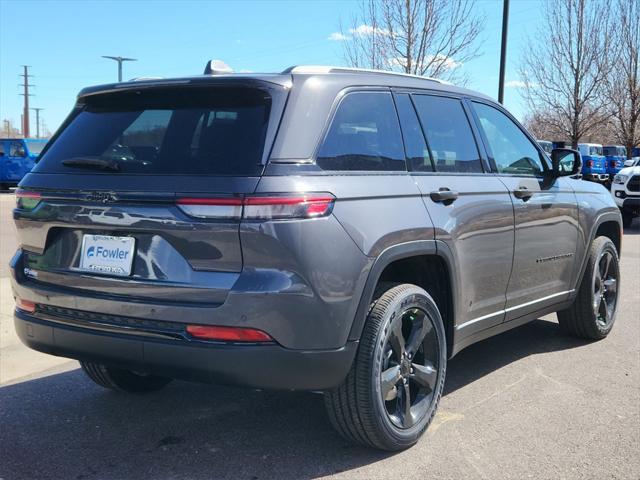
61 157 121 172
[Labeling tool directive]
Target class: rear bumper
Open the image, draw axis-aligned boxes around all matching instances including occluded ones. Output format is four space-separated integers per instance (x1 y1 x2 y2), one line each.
14 309 357 391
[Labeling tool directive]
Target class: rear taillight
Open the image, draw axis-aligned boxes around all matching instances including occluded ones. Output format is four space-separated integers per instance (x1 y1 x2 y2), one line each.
176 197 243 219
15 190 41 210
176 194 335 220
244 195 334 220
586 160 594 168
186 325 273 343
15 298 36 313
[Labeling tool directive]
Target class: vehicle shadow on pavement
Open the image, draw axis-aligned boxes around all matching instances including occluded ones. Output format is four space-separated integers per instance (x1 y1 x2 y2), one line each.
0 318 589 480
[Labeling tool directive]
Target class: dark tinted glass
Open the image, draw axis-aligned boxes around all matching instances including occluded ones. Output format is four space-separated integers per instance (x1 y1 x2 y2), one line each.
473 102 544 176
34 87 271 176
412 95 483 173
395 94 432 172
317 92 406 171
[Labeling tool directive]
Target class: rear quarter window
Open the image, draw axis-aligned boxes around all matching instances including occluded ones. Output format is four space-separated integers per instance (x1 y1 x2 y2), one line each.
316 91 406 172
34 87 272 176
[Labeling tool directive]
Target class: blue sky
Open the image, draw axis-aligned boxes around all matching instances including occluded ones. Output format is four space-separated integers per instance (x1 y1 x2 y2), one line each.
0 0 543 135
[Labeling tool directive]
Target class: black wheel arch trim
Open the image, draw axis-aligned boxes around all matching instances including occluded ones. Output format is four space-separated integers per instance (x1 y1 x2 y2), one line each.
347 240 459 357
572 210 623 295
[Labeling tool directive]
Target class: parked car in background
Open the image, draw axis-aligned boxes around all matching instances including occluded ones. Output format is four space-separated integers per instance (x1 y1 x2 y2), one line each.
611 162 640 227
0 138 47 190
537 140 553 155
603 145 627 178
623 157 640 167
633 147 640 157
578 143 608 183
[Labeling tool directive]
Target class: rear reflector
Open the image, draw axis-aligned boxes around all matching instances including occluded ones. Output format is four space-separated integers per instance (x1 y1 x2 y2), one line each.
176 194 335 220
15 190 41 210
186 325 273 342
16 298 36 313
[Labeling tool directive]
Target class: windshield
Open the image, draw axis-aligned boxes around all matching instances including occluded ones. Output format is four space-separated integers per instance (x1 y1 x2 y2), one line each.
34 86 272 176
25 140 46 155
589 146 602 156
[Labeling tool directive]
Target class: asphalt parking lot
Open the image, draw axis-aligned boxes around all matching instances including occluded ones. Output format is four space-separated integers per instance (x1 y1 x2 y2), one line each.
0 193 638 480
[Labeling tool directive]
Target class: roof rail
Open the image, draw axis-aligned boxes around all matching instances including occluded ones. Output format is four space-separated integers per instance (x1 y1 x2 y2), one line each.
281 65 446 84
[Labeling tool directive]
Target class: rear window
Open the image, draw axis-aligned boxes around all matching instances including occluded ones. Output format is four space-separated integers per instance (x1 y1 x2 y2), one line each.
34 87 272 176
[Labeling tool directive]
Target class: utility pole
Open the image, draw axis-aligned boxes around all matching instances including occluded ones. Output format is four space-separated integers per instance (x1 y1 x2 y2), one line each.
31 108 43 138
102 56 137 82
19 65 34 137
498 0 510 104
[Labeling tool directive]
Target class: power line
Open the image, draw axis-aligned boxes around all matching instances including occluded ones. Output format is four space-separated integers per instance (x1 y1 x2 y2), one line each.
19 65 34 137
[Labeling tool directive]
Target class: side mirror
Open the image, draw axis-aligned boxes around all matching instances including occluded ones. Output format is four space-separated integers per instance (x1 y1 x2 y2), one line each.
550 148 581 177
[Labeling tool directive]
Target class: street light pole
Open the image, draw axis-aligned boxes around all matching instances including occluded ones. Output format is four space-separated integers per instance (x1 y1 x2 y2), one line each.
102 56 137 82
498 0 510 104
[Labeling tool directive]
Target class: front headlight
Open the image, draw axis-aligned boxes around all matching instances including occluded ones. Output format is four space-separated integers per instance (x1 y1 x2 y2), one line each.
613 174 628 184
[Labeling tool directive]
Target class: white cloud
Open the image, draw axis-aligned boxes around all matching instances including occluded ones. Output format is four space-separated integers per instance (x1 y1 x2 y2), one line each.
349 24 389 37
426 54 462 70
505 80 527 88
505 79 538 88
328 32 350 41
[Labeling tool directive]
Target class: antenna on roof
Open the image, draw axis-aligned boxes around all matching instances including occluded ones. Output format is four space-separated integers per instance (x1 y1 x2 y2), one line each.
204 60 233 75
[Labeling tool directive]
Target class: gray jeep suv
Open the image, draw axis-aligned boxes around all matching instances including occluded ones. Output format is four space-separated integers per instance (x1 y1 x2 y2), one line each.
11 65 623 451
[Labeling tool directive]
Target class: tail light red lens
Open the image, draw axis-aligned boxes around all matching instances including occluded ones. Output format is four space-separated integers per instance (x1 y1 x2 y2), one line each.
176 194 335 220
176 197 243 219
15 190 41 210
243 195 334 220
586 160 594 168
186 325 273 342
16 298 36 313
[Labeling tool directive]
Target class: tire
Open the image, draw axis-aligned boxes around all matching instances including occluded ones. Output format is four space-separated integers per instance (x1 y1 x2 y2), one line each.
80 361 172 393
622 211 634 228
324 283 447 451
557 236 620 340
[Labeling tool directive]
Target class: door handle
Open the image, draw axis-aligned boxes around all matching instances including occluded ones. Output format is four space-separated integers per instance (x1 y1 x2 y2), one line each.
513 187 534 200
430 188 459 203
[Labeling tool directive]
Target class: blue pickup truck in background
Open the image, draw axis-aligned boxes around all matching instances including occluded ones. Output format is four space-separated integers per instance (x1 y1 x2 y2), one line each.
577 143 608 183
603 145 627 178
0 138 47 190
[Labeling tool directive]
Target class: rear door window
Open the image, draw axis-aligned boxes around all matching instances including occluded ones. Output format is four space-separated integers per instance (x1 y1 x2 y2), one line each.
394 93 432 172
33 87 272 176
412 95 483 173
316 91 406 171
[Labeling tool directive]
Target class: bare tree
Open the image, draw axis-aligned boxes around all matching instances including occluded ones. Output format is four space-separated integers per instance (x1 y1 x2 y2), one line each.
604 0 640 158
340 0 483 83
520 0 614 149
522 111 564 141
